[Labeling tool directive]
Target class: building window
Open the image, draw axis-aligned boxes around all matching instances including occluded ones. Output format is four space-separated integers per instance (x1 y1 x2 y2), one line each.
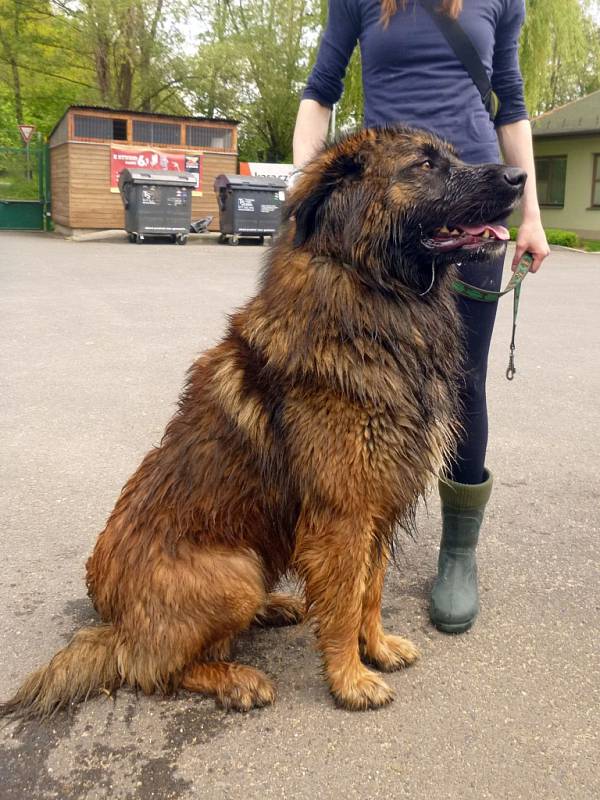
186 125 232 150
535 156 567 207
74 114 128 141
592 154 600 208
112 119 128 141
132 120 181 146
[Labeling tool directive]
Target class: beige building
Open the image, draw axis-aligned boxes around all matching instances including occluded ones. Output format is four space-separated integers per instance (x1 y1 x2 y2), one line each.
526 91 600 239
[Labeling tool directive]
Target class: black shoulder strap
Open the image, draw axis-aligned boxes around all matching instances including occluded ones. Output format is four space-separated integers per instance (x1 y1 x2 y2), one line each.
419 0 500 121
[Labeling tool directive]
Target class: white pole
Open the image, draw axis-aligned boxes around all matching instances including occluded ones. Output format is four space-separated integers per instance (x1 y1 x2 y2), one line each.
330 103 337 141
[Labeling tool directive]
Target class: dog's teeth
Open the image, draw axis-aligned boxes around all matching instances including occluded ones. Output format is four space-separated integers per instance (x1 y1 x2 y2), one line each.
482 230 490 238
439 225 450 234
450 229 460 236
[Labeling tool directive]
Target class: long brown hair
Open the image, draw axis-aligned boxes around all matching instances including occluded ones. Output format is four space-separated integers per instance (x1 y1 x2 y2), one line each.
381 0 463 27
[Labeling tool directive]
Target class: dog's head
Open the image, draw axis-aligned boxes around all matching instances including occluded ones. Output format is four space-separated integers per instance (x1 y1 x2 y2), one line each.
284 126 525 293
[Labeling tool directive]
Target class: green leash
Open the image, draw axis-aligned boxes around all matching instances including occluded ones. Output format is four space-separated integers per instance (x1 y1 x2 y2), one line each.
451 252 533 381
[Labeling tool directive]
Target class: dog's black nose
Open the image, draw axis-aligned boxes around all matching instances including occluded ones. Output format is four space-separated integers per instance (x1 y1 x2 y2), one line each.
503 167 527 187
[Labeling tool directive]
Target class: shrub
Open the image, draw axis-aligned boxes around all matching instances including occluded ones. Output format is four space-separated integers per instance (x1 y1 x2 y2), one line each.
545 228 579 247
507 226 579 248
582 239 600 253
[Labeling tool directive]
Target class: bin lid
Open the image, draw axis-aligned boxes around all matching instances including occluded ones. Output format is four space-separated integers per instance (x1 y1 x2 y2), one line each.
214 174 287 192
118 169 197 189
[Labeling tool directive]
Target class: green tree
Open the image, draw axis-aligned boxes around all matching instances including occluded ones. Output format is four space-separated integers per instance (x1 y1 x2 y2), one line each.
521 0 600 114
2 0 599 158
189 0 318 161
0 0 93 142
0 0 196 139
74 0 190 111
187 0 242 120
228 0 315 161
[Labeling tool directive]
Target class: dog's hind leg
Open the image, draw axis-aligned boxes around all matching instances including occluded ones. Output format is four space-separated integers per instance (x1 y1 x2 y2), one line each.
360 546 419 672
112 544 273 701
181 661 275 711
294 510 395 711
157 545 277 712
202 636 234 661
254 593 305 627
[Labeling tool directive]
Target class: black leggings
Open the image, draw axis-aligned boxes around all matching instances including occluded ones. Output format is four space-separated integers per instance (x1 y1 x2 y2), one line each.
448 246 506 485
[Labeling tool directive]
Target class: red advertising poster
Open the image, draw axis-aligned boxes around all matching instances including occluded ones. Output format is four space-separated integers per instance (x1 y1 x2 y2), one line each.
110 146 203 195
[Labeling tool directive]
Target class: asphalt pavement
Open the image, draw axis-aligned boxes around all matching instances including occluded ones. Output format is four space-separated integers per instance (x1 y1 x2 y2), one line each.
1 231 599 800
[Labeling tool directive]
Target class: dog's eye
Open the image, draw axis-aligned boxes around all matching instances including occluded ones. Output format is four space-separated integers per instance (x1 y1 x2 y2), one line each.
420 160 434 170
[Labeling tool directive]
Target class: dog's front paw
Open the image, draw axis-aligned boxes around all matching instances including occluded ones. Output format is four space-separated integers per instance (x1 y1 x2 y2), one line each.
331 666 395 711
362 635 419 672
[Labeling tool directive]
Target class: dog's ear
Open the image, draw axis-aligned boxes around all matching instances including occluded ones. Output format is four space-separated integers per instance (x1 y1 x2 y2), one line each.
283 149 364 247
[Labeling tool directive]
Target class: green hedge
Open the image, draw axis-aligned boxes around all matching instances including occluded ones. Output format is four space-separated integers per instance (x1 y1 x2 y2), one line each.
508 226 579 248
582 239 600 253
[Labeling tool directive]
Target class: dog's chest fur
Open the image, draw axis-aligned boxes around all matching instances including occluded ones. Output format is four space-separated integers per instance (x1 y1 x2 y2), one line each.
234 255 462 522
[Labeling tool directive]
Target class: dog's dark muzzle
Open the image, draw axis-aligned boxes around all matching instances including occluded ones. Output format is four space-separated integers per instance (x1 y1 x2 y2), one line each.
422 164 526 254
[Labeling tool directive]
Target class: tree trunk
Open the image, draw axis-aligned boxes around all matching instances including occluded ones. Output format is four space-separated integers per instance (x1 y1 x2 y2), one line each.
139 0 164 111
117 60 134 108
10 56 24 124
94 40 112 103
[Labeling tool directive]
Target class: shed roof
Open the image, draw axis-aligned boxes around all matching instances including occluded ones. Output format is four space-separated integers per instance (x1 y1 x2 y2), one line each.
49 105 239 139
531 90 600 138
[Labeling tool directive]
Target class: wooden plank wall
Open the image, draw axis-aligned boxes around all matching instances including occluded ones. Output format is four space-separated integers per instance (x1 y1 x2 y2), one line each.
57 143 237 230
192 151 237 226
49 144 70 226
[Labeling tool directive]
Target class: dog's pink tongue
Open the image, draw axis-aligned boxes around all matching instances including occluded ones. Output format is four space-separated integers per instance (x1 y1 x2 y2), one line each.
460 223 510 240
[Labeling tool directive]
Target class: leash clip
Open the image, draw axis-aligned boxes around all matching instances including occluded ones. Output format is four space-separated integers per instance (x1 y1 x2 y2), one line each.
452 251 532 382
506 345 516 381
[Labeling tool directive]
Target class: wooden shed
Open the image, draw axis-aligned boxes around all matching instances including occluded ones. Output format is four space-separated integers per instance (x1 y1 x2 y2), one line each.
48 105 239 233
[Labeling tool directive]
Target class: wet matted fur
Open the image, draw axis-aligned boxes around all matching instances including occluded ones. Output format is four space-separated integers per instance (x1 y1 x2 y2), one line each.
1 126 524 719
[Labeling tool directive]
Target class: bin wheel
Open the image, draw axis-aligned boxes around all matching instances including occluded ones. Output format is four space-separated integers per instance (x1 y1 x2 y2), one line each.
230 235 239 246
136 234 145 244
258 235 265 245
218 233 228 244
175 234 188 245
128 233 137 244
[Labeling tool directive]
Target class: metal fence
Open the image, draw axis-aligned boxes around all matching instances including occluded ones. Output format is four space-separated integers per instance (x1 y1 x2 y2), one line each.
0 144 51 230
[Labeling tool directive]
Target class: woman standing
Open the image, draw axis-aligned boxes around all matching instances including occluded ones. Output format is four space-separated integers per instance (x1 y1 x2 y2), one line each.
293 0 550 633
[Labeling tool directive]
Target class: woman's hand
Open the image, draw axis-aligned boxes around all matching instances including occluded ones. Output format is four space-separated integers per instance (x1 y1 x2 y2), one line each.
513 215 550 273
497 121 550 274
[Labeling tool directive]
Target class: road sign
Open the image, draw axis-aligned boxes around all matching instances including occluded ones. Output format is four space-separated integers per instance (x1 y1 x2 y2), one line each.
18 125 36 144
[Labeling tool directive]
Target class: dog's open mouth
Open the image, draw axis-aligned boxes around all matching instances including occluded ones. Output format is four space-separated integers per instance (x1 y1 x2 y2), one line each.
423 222 510 252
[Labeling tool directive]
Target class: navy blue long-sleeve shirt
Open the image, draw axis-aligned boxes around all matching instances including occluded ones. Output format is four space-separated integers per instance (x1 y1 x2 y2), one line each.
303 0 528 164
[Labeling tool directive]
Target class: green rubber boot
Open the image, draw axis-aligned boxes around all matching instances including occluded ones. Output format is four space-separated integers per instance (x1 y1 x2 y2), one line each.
430 468 493 634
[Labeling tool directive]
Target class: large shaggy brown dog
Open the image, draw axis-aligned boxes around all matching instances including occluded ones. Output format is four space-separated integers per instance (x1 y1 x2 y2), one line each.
2 127 524 719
